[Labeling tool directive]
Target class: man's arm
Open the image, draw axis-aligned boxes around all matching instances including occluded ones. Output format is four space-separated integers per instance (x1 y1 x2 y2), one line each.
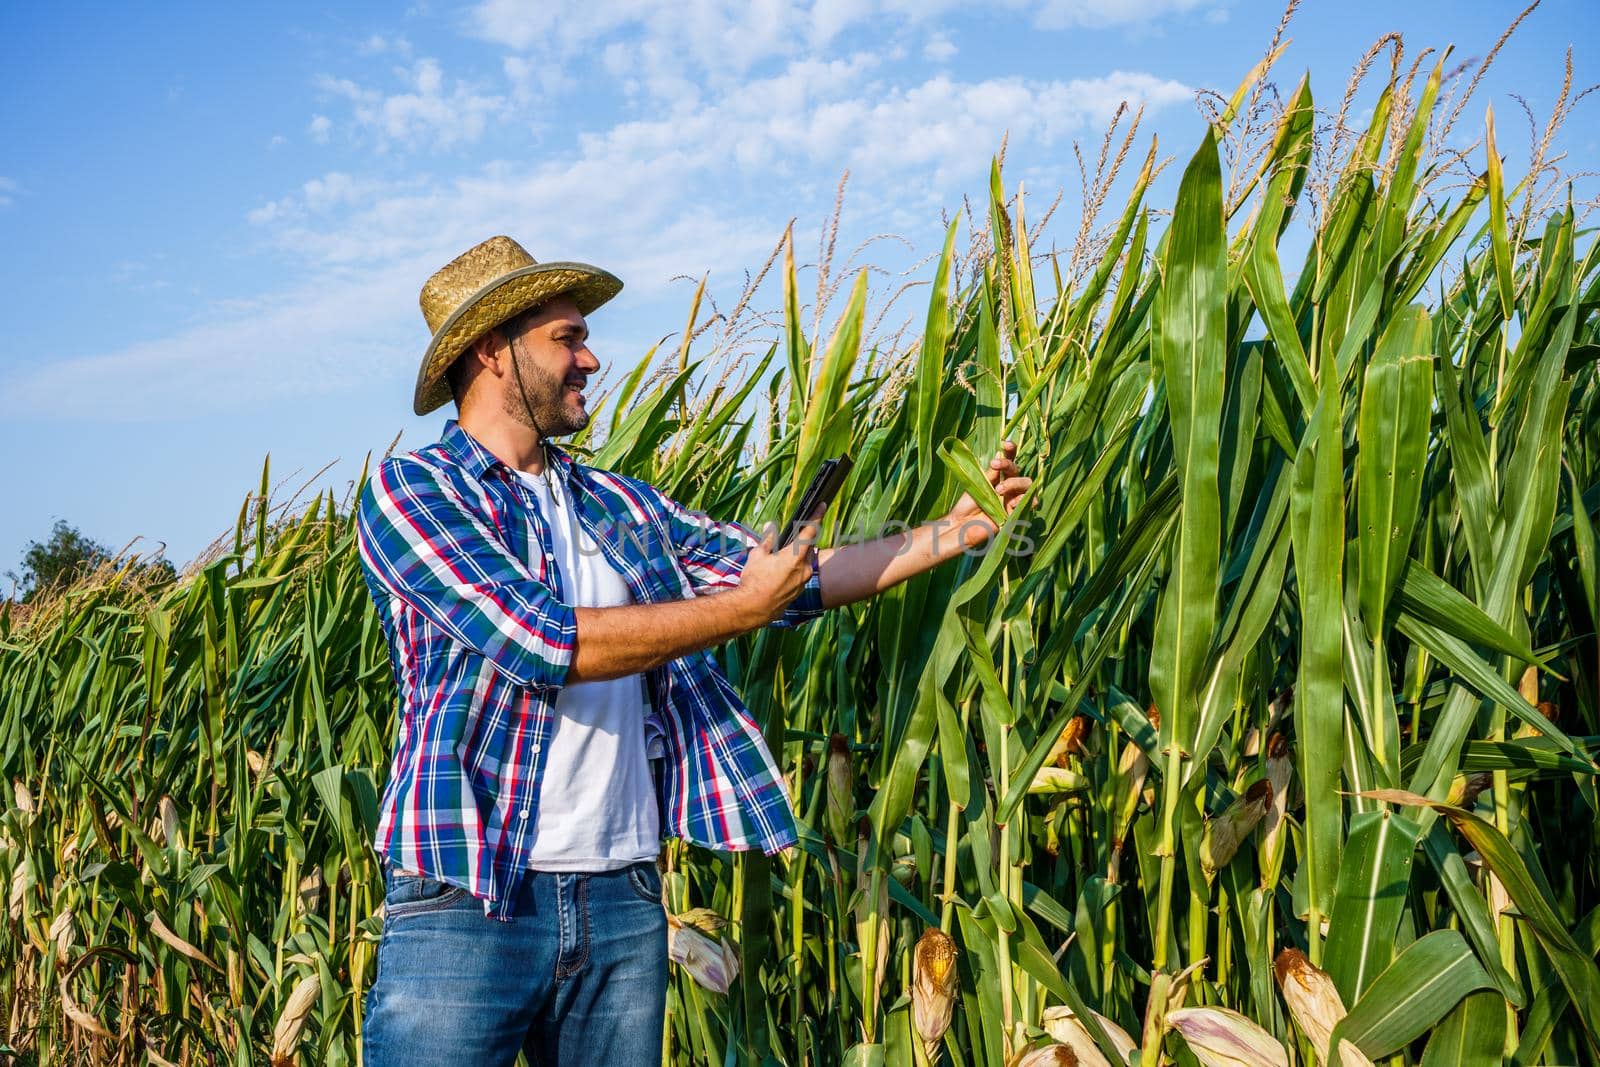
357 457 817 689
656 491 827 628
569 504 821 681
571 448 1034 683
812 442 1034 606
357 457 579 691
803 517 984 608
657 442 1033 619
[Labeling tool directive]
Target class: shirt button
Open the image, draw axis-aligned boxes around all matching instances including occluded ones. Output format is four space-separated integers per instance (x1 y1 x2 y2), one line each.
531 742 542 754
519 809 530 819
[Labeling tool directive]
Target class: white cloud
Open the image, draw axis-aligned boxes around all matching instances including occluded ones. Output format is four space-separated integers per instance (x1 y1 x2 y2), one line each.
248 172 416 229
923 34 957 61
466 0 889 96
468 0 1222 71
1031 0 1209 29
359 33 413 56
467 0 656 51
0 177 16 208
313 58 507 151
502 54 553 105
256 52 1190 268
17 5 1199 422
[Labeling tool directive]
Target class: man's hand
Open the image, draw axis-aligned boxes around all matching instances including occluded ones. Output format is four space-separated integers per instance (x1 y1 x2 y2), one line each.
565 509 823 684
734 514 822 625
940 440 1033 549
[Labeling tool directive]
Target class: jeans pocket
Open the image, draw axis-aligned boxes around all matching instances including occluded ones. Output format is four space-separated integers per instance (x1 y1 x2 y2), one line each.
383 868 469 919
626 862 663 905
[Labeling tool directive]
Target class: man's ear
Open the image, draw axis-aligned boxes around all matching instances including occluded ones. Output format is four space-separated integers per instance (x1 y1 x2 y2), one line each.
447 335 501 406
467 333 504 377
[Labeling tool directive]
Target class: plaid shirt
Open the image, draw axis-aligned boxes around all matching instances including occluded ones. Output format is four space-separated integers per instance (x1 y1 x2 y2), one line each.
355 418 826 919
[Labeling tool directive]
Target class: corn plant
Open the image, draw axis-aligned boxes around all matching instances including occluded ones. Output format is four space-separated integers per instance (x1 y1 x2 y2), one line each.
2 21 1599 1067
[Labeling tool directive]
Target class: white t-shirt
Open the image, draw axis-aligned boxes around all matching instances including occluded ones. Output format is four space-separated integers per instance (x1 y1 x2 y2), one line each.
512 466 660 871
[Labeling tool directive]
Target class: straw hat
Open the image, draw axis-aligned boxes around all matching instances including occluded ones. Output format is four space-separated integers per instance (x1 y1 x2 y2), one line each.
412 235 623 416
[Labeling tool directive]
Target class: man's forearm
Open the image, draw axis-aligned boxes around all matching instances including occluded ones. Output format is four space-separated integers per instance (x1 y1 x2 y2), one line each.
564 517 978 684
814 517 977 609
566 589 765 683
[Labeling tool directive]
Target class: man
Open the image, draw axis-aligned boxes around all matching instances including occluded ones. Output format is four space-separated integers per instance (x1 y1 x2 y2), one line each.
354 235 1032 1065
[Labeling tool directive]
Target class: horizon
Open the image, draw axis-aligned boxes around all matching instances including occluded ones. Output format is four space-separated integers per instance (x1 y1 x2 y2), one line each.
3 0 1596 595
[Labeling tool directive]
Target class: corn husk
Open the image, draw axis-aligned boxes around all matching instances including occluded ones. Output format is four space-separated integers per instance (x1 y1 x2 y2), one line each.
1107 711 1154 883
298 868 324 913
1274 948 1376 1066
1140 960 1204 1055
13 779 35 814
668 911 739 994
270 971 322 1066
1201 779 1272 880
9 859 34 921
1260 732 1293 882
1046 714 1091 766
158 795 182 848
1008 1045 1079 1066
1167 1006 1288 1067
1041 1005 1137 1067
49 907 75 958
1029 766 1090 795
676 906 727 935
912 927 960 1060
854 869 890 1008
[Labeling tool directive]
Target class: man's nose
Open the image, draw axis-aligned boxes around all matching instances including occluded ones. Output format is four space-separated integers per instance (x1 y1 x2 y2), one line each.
575 344 600 373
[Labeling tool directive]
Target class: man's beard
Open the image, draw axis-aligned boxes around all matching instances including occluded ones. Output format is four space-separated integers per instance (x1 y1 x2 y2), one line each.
503 353 588 437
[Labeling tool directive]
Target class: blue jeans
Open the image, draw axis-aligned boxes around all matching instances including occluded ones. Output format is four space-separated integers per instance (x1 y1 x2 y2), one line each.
362 859 668 1066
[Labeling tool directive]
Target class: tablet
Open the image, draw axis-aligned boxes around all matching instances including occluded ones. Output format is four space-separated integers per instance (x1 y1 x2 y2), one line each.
777 454 853 549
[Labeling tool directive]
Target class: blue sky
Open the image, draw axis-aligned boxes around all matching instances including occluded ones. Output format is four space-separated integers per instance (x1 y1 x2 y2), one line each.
2 0 1596 589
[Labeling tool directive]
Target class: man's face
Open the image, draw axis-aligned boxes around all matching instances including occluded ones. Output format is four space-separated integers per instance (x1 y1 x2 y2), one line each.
499 297 599 437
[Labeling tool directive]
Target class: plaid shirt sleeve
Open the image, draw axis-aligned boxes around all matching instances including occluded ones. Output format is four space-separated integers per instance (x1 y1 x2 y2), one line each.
654 490 827 630
356 456 578 690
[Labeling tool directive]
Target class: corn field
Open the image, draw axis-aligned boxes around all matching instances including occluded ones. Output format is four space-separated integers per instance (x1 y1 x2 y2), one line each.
4 24 1600 1067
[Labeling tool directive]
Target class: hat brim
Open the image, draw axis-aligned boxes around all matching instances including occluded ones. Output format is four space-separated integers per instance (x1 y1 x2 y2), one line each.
413 260 623 416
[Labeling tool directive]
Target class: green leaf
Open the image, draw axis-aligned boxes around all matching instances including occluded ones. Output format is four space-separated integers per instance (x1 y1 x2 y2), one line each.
932 684 970 808
1419 822 1525 1006
1290 377 1346 923
1435 350 1496 593
1244 77 1316 415
1439 804 1600 1043
1148 123 1227 759
936 437 1007 529
1356 306 1433 636
1393 565 1542 665
1512 906 1600 1065
1420 989 1505 1067
1395 612 1583 764
914 221 959 480
1329 930 1493 1064
1324 810 1424 1002
842 1044 886 1067
791 271 869 500
1485 106 1514 319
